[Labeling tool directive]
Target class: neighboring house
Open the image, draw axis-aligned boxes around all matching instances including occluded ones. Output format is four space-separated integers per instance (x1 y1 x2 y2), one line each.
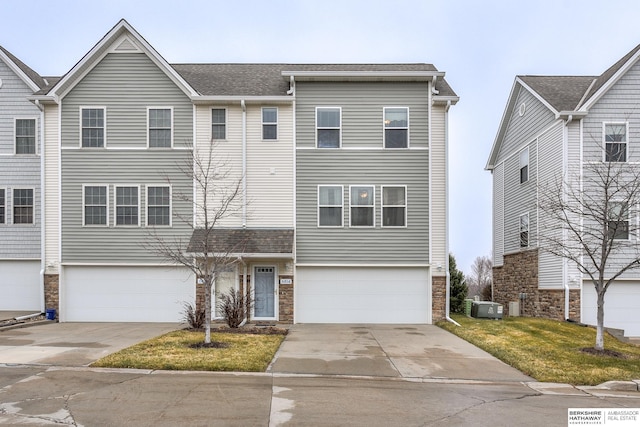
12 19 457 324
486 43 640 337
0 46 49 311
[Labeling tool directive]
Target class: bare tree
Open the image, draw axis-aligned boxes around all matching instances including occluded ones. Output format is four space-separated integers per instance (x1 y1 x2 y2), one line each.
146 142 245 344
538 154 640 351
467 255 493 300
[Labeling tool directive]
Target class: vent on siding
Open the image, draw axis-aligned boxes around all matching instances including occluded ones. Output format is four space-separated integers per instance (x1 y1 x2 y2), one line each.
113 37 141 53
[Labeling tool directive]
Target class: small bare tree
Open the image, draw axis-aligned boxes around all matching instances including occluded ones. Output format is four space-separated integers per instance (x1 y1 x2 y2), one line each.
538 154 640 351
146 142 245 344
467 255 493 300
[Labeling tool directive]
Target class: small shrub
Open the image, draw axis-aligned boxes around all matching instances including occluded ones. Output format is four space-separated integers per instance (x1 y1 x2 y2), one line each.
217 289 253 328
182 301 206 329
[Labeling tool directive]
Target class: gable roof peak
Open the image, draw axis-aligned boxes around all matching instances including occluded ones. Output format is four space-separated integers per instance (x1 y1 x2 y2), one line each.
0 45 48 91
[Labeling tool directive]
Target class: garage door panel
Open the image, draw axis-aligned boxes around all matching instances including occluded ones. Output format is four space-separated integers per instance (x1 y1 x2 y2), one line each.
63 266 194 322
0 261 41 311
582 282 640 337
297 267 430 324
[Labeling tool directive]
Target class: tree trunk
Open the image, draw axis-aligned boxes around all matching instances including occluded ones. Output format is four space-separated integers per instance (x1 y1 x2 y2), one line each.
595 290 605 351
204 279 212 344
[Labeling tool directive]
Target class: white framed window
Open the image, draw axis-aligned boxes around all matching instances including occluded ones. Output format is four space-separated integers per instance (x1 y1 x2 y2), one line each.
608 201 629 240
318 185 343 227
519 147 529 184
83 185 108 226
146 185 171 226
148 108 173 148
316 107 341 148
212 108 226 140
0 188 5 224
81 107 106 148
214 265 238 318
115 186 139 226
604 122 627 162
13 188 34 224
519 213 529 248
262 107 278 140
15 118 36 154
382 185 407 227
384 107 409 148
350 185 375 227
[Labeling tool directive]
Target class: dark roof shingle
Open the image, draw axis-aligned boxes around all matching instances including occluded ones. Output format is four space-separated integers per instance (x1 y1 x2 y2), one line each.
519 75 596 111
187 228 294 254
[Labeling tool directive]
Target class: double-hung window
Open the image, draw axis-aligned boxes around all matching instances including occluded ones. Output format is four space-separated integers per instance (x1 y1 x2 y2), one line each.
520 147 529 184
0 189 5 224
316 107 341 148
212 108 226 140
608 202 629 240
83 185 108 226
147 186 171 226
148 108 172 148
262 107 278 140
13 188 33 224
81 108 105 148
384 107 409 148
115 186 139 226
350 185 374 227
604 123 627 162
382 186 407 227
519 213 529 248
318 185 343 227
15 119 36 154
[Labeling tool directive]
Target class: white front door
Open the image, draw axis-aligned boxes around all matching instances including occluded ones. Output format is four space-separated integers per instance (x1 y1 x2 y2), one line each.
254 266 276 319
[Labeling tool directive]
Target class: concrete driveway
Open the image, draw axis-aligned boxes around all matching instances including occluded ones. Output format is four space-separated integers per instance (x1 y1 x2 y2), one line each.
270 324 533 382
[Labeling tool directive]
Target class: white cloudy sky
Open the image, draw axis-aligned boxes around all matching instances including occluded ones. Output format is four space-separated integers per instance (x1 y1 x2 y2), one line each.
2 0 640 275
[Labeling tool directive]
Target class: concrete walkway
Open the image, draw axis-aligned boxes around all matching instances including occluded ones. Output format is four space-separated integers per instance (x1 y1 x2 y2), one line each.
270 324 533 382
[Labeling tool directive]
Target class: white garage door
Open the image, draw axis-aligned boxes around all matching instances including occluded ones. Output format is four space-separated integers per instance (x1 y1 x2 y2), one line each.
0 260 41 311
582 281 640 337
63 266 194 322
296 267 431 324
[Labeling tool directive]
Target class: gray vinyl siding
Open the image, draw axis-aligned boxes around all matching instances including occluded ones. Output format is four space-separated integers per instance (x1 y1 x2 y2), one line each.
492 163 504 267
295 81 429 149
0 57 41 259
61 150 192 263
61 53 192 149
296 150 429 264
60 51 194 263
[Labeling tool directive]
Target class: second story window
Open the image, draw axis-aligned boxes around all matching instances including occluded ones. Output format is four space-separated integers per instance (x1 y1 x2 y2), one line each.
148 108 172 148
81 108 105 148
382 186 407 227
212 108 226 140
115 186 139 226
262 107 278 140
350 185 374 227
608 202 629 240
147 186 171 226
519 213 529 248
83 185 108 226
605 123 627 162
520 147 529 183
15 119 36 154
318 185 343 227
384 107 408 148
13 188 33 224
316 107 341 148
0 189 5 224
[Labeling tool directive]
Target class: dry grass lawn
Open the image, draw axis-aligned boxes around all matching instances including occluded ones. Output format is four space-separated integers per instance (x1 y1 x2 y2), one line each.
91 329 285 372
437 315 640 385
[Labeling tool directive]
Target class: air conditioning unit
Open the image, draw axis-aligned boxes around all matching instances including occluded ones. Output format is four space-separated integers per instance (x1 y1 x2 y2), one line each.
471 302 503 319
509 301 520 317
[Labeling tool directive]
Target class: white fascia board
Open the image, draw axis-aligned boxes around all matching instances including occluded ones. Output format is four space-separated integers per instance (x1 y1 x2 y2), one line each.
0 50 41 92
432 95 460 105
486 78 521 171
579 51 640 111
191 95 294 104
281 70 445 81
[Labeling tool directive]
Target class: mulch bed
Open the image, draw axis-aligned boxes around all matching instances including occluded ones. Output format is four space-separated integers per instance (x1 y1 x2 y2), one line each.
580 347 628 359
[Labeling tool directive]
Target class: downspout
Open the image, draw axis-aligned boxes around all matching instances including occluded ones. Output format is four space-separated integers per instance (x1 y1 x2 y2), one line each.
237 256 248 327
443 100 460 326
241 100 247 228
35 99 46 313
287 75 297 323
563 115 573 320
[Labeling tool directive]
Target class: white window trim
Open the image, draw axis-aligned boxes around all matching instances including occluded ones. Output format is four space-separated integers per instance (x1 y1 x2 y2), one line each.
82 184 109 227
315 106 342 148
147 107 174 149
12 187 35 225
212 265 239 319
14 117 39 155
519 212 529 248
381 185 408 228
317 185 344 228
602 122 629 162
0 187 6 225
79 106 107 148
349 185 375 228
383 107 410 149
608 201 631 241
114 185 141 227
519 147 529 184
262 107 278 141
211 107 227 141
251 264 278 321
145 184 172 227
